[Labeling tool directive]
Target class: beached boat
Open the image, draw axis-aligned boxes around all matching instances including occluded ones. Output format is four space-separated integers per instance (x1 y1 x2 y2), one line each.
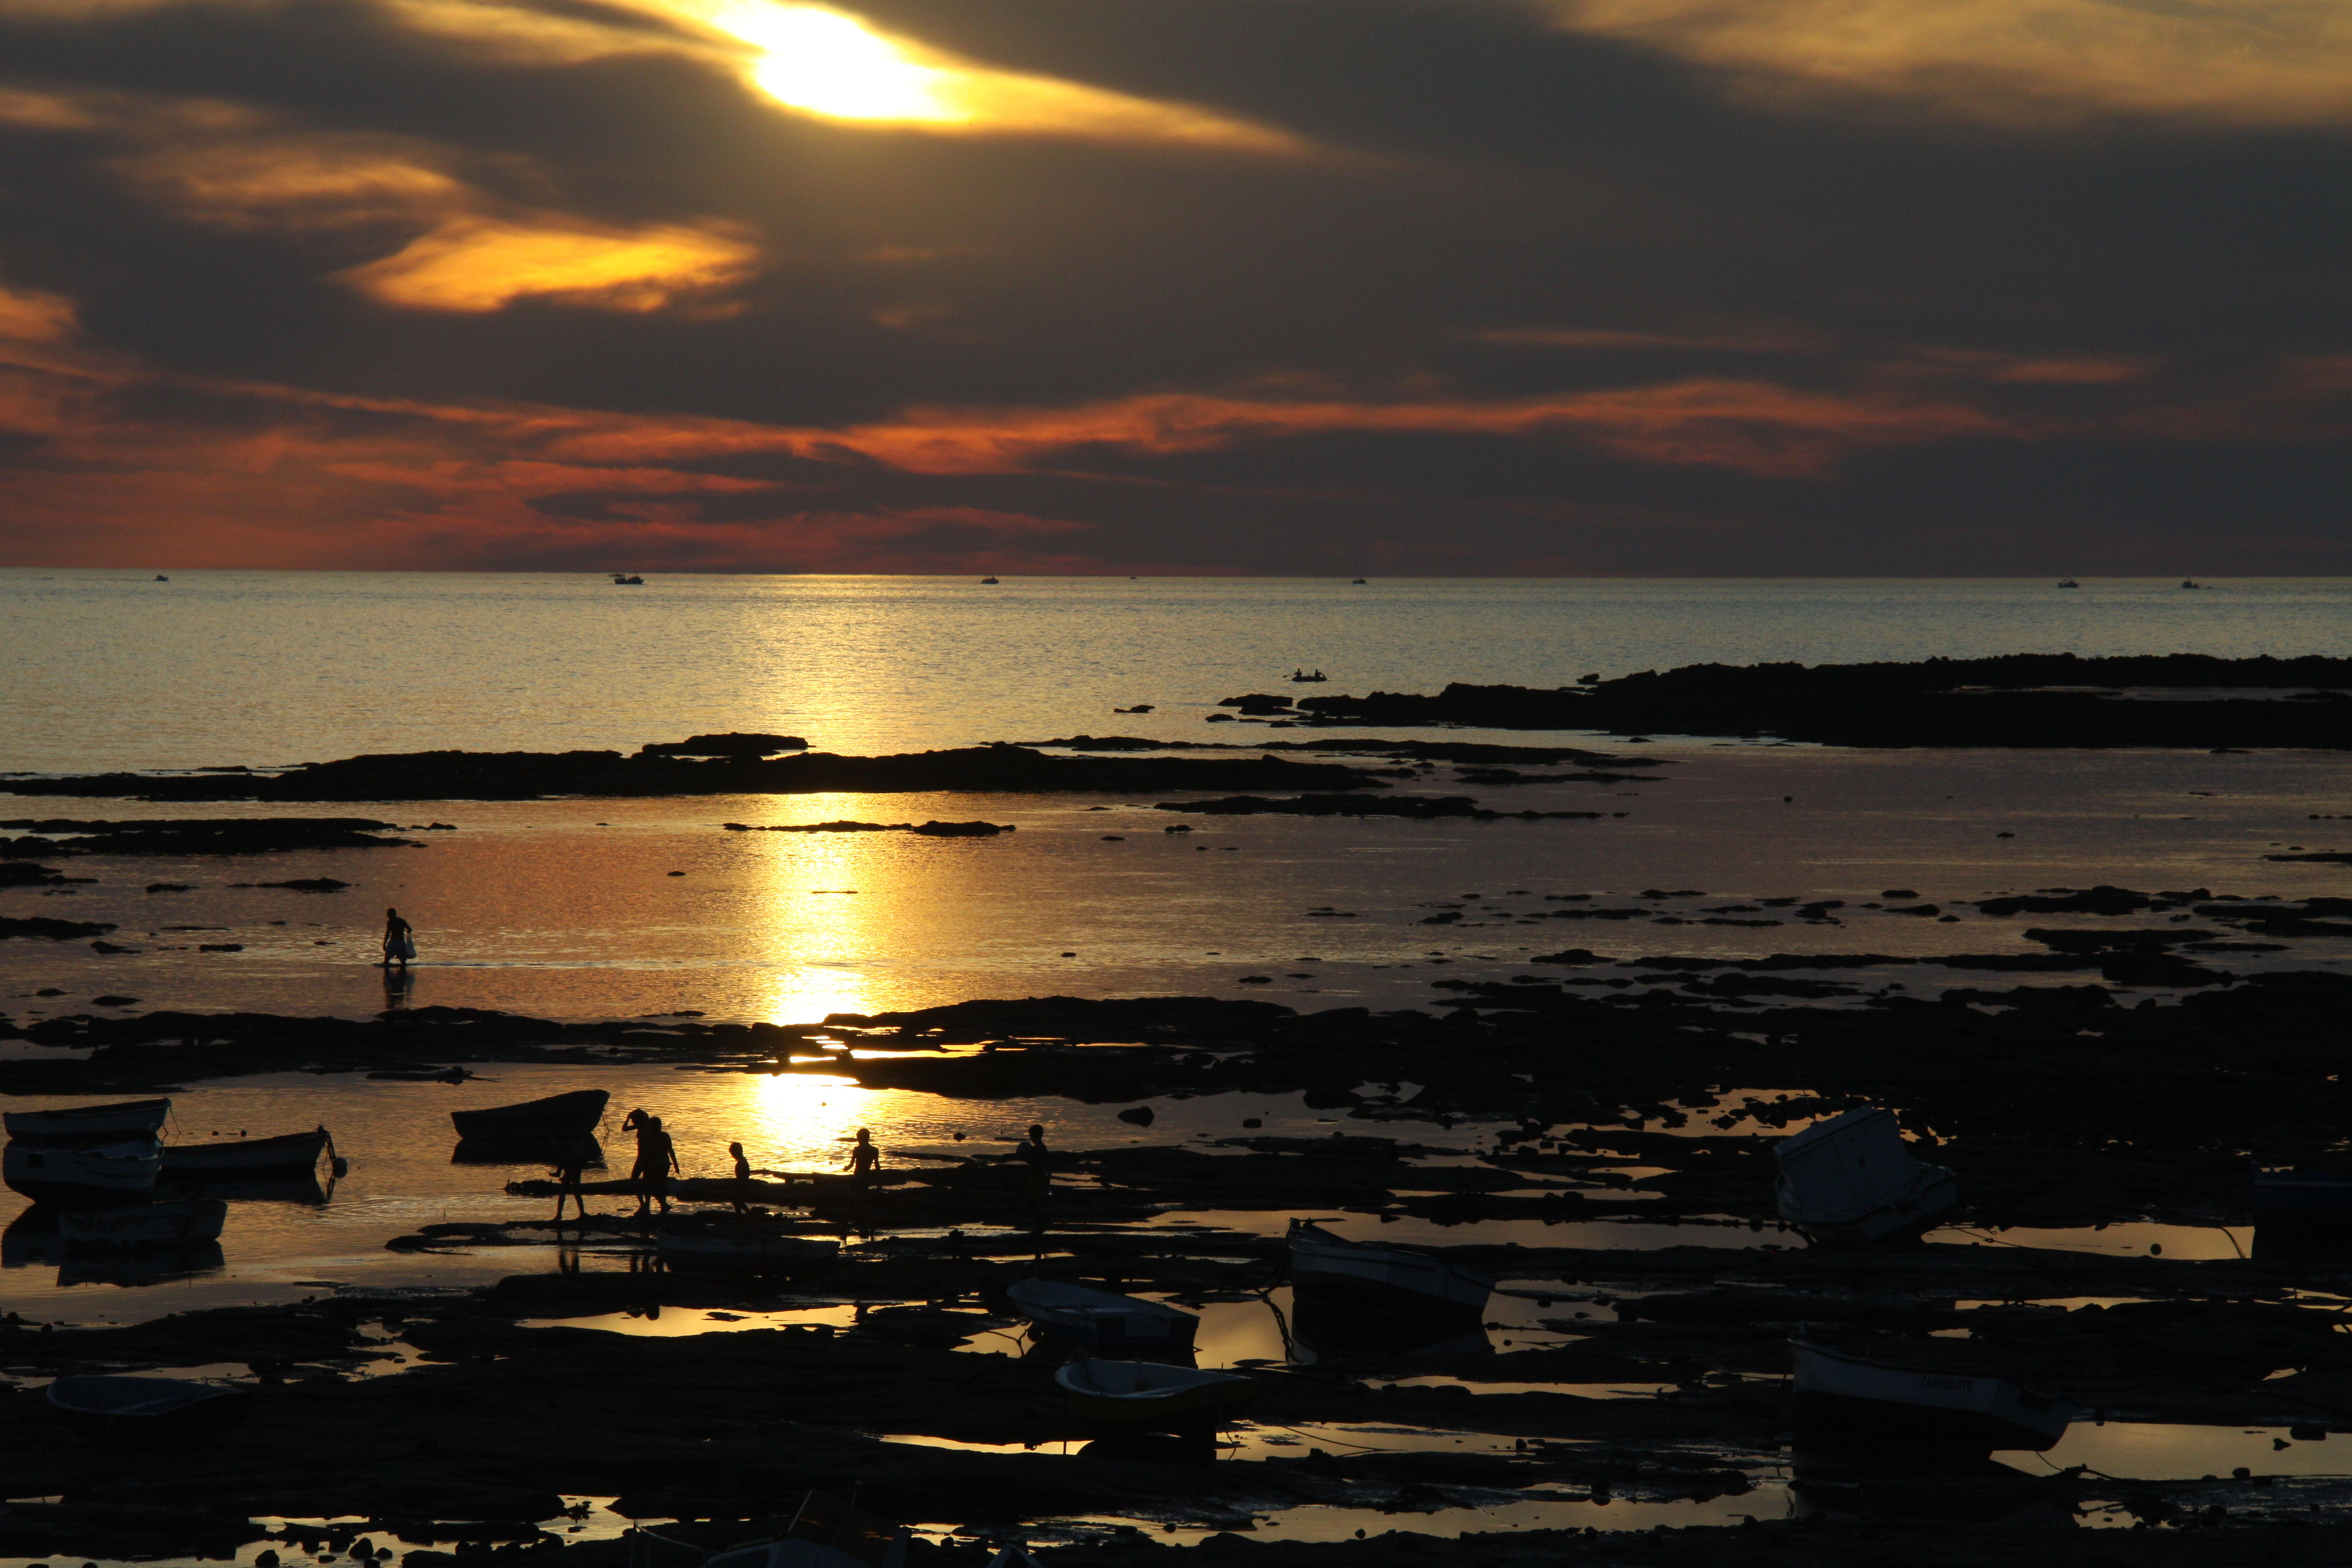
4 1098 171 1143
1285 1218 1494 1315
3 1138 163 1205
1006 1278 1198 1352
1054 1359 1254 1424
160 1127 332 1177
696 1491 908 1568
1774 1107 1958 1242
656 1230 840 1272
57 1197 228 1249
449 1089 608 1140
1792 1336 2071 1453
47 1374 251 1444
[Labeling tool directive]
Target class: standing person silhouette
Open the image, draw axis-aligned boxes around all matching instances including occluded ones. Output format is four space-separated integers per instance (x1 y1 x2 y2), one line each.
846 1127 882 1191
1015 1124 1051 1205
549 1134 593 1224
381 908 416 969
631 1114 679 1218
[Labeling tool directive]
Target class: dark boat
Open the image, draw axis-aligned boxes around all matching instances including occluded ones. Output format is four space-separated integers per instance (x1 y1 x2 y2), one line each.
449 1089 608 1141
160 1127 332 1177
980 576 1000 584
1792 1336 2071 1453
610 572 645 585
48 1375 251 1444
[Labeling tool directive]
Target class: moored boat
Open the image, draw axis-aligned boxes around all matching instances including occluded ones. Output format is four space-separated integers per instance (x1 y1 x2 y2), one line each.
1006 1278 1198 1352
1792 1336 2071 1453
4 1098 171 1144
160 1127 332 1176
57 1197 228 1249
696 1491 908 1568
1054 1358 1254 1424
1775 1107 1958 1242
48 1374 251 1444
4 1138 163 1206
656 1229 840 1272
1285 1218 1494 1315
449 1089 608 1140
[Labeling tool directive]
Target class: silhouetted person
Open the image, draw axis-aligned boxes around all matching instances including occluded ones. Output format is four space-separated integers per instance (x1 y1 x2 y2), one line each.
549 1135 593 1223
381 908 415 969
730 1141 756 1215
1015 1124 1051 1204
631 1115 678 1217
846 1127 881 1190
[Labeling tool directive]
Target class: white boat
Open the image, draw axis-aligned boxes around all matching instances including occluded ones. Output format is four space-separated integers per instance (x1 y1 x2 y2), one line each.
4 1138 163 1206
48 1374 250 1445
56 1197 227 1249
3 1098 171 1143
1774 1107 1958 1242
698 1492 907 1568
1006 1278 1198 1352
656 1230 840 1272
1054 1359 1254 1424
1285 1218 1494 1314
1792 1336 2071 1452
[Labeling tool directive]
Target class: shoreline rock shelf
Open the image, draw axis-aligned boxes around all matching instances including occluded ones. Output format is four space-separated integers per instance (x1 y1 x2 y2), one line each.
1220 653 2352 746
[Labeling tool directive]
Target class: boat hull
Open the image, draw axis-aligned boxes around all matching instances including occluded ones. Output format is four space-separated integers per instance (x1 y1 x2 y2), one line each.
4 1139 163 1206
1286 1221 1493 1316
1792 1339 2069 1453
1055 1360 1254 1426
160 1128 329 1176
48 1375 251 1445
4 1098 171 1144
1007 1280 1199 1353
450 1089 608 1140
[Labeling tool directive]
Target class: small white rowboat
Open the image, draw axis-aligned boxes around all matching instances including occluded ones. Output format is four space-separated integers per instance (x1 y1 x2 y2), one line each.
1007 1278 1198 1351
1054 1359 1254 1424
4 1098 171 1143
4 1138 163 1206
1286 1218 1493 1315
1792 1336 2072 1452
1775 1107 1959 1242
56 1197 228 1250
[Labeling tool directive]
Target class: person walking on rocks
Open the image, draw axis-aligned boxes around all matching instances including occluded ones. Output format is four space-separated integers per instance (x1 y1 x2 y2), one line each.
380 907 416 969
549 1133 594 1224
631 1114 679 1218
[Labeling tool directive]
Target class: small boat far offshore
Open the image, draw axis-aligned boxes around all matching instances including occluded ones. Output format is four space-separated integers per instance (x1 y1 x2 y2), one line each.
449 1088 609 1141
2056 578 2079 588
610 572 645 585
1007 1278 1199 1353
1285 1217 1494 1316
4 1098 171 1143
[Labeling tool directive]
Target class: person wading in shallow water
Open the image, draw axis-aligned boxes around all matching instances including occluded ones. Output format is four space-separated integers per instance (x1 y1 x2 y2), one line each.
549 1134 594 1224
630 1114 679 1218
380 907 416 969
846 1127 882 1191
1013 1124 1051 1205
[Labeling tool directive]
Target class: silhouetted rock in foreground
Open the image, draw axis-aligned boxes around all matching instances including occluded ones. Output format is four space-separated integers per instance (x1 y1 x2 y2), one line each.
0 817 416 855
0 745 1388 803
1239 653 2352 746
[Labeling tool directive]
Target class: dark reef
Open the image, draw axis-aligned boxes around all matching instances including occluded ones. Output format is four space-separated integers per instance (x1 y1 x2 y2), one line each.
1224 654 2352 746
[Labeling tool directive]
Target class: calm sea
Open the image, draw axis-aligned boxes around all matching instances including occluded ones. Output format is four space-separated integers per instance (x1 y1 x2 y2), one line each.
9 571 2352 773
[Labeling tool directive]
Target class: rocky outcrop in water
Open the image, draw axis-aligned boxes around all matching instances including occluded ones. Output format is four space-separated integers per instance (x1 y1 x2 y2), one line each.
0 818 419 855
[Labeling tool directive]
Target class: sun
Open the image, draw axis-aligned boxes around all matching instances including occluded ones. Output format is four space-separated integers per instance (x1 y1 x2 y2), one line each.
712 3 966 123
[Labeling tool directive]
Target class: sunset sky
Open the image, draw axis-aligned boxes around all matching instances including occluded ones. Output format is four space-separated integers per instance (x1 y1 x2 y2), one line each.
1 0 2347 575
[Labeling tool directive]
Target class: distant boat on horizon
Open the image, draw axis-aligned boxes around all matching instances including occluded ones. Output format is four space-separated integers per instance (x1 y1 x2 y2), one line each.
980 576 999 584
2056 578 2078 588
2182 579 2203 589
610 572 644 585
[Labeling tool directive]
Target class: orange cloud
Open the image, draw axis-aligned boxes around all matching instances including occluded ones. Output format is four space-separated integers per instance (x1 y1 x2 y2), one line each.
335 213 762 312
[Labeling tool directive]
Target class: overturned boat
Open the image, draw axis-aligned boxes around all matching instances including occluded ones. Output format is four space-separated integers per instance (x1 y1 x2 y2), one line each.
4 1098 171 1144
449 1089 608 1141
1055 1359 1254 1425
1286 1218 1494 1316
161 1127 333 1177
48 1374 251 1445
3 1138 163 1206
1792 1336 2071 1453
57 1197 228 1250
1775 1107 1958 1242
1007 1278 1198 1354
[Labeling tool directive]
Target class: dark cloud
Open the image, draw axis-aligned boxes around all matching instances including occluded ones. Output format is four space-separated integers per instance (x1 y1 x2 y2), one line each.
0 0 2346 572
